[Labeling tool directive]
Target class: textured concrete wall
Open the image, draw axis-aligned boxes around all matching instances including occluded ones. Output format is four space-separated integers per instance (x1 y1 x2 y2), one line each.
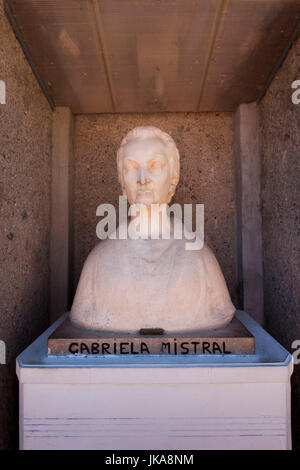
0 3 52 449
260 35 300 449
73 112 236 304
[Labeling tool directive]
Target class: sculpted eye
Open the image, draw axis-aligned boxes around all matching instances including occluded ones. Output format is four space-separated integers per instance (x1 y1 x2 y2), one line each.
124 159 139 172
149 159 164 171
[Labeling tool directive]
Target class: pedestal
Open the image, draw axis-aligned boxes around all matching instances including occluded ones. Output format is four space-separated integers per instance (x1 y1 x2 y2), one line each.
48 315 255 355
17 311 293 450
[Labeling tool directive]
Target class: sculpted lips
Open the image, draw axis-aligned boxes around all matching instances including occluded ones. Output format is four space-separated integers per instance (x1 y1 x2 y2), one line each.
137 190 152 194
136 189 153 197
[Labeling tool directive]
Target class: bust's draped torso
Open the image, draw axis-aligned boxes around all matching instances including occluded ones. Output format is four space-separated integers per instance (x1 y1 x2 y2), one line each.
70 233 235 332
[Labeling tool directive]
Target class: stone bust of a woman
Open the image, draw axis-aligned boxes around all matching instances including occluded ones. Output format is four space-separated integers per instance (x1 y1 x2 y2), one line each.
70 126 235 332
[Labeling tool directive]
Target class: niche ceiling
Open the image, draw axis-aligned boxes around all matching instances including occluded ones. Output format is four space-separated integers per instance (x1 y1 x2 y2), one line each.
6 0 300 113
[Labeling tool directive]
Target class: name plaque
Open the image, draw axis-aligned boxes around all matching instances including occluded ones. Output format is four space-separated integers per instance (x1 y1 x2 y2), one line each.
48 316 255 355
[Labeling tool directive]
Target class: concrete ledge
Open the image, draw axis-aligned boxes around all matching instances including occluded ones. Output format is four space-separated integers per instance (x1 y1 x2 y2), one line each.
17 311 292 377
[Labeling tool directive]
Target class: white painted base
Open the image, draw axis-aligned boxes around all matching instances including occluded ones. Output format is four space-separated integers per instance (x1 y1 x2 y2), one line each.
17 311 293 450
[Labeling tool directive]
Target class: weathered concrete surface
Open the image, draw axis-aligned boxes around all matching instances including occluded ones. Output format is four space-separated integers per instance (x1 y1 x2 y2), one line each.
234 103 264 325
73 112 236 305
50 107 73 322
260 34 300 449
0 2 52 449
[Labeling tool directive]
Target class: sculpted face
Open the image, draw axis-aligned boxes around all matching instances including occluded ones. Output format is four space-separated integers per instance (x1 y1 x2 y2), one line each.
121 137 172 205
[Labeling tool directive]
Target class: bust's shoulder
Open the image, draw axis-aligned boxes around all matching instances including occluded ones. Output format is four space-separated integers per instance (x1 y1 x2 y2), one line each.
182 240 215 258
84 237 130 267
182 241 222 275
87 238 116 255
199 242 220 265
201 242 216 258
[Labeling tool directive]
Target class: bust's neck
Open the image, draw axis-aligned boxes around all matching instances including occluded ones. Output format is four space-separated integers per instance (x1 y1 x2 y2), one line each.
128 203 171 239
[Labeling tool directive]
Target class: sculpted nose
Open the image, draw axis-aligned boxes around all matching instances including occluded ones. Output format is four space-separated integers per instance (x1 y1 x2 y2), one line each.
138 166 150 184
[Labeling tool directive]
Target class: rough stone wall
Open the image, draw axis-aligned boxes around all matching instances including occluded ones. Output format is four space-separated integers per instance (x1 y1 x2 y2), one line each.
0 2 52 449
260 35 300 449
73 112 236 304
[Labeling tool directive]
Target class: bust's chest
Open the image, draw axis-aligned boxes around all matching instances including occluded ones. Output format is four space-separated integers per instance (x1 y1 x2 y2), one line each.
94 239 204 315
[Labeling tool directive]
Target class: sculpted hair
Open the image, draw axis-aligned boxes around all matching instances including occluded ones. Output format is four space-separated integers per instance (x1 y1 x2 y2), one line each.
117 126 180 203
